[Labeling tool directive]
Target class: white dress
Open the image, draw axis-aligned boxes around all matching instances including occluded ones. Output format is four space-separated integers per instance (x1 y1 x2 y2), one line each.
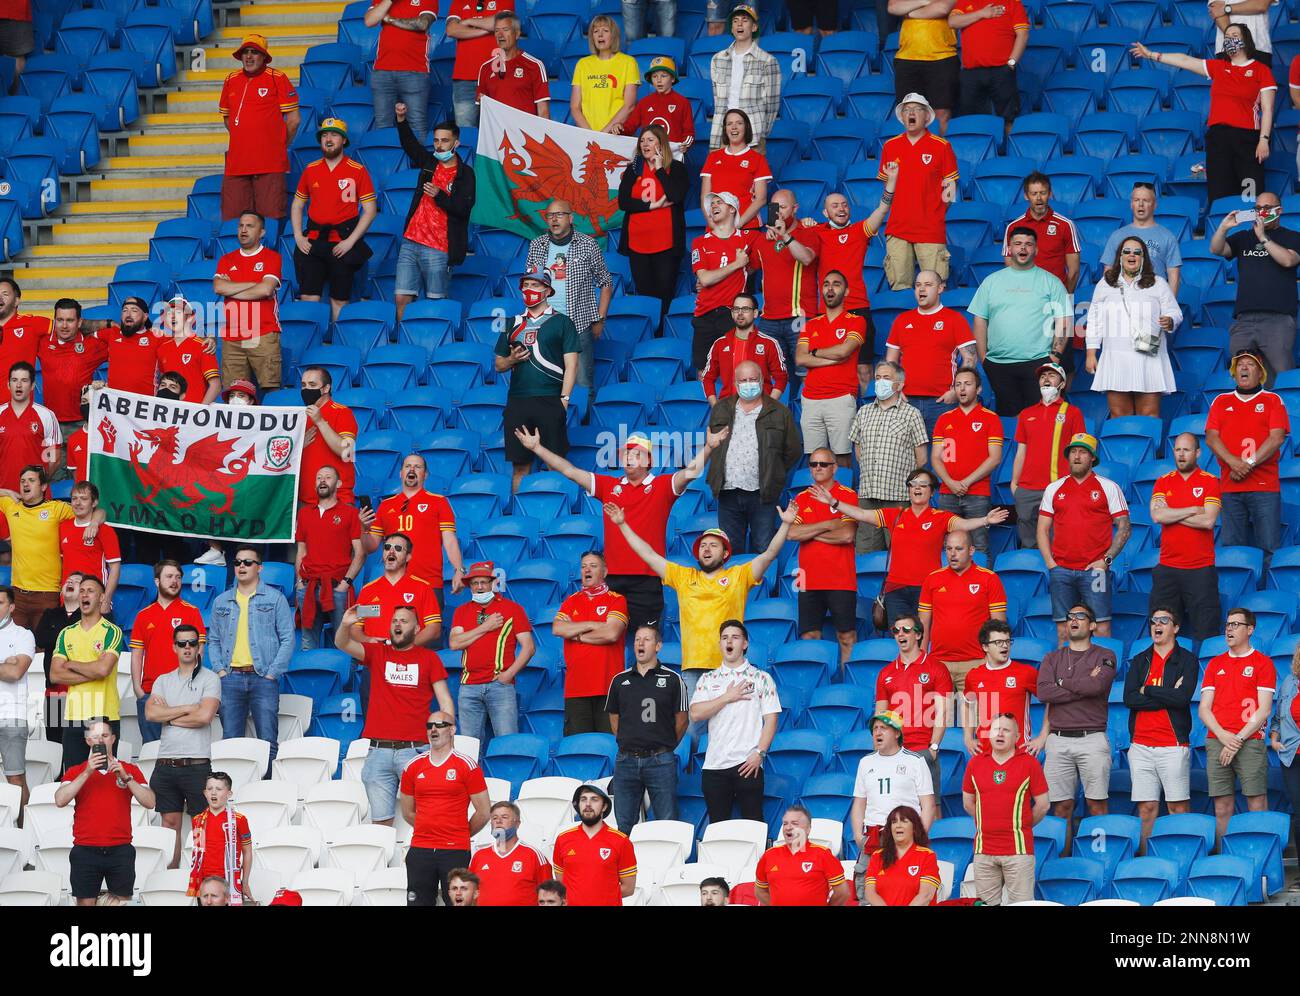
1085 273 1182 394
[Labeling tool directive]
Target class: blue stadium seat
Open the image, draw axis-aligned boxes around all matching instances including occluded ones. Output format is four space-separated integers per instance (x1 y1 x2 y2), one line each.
120 9 180 86
1237 591 1296 644
282 650 352 702
778 160 840 213
1145 812 1215 886
1103 154 1167 200
471 517 540 568
1073 111 1137 162
1139 110 1202 160
148 217 210 269
483 734 551 794
770 641 837 696
1040 69 1104 127
1072 198 1129 246
1040 156 1101 208
799 772 855 828
353 430 412 483
384 385 450 435
419 428 482 479
744 598 798 648
591 383 652 432
186 174 223 224
845 74 896 123
511 472 578 521
299 344 362 388
1021 28 1074 79
504 559 567 618
1042 0 1102 33
766 730 834 784
1 138 64 217
1007 112 1071 161
550 733 617 780
447 473 511 523
944 202 1005 255
528 0 583 47
1215 547 1263 605
1076 27 1135 80
299 42 366 94
814 31 873 85
398 298 460 353
1072 814 1141 882
160 0 215 45
260 562 298 603
811 118 878 167
929 817 977 888
804 685 873 744
541 515 600 563
1033 814 1069 865
45 97 102 173
1266 545 1300 592
1108 0 1162 35
657 381 709 430
1220 811 1291 900
426 343 492 402
1169 73 1211 118
1037 856 1107 904
1098 416 1162 468
16 55 73 114
780 76 843 126
943 114 1004 163
107 260 172 310
603 295 659 344
628 339 692 387
452 383 509 436
1110 857 1180 905
972 157 1039 208
1186 855 1253 907
1106 68 1169 118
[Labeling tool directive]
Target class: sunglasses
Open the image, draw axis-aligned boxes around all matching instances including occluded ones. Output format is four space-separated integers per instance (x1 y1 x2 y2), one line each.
427 721 454 730
892 625 916 634
1066 611 1092 621
1150 615 1174 626
382 543 406 552
233 558 260 567
1120 248 1145 256
809 460 836 468
174 639 200 648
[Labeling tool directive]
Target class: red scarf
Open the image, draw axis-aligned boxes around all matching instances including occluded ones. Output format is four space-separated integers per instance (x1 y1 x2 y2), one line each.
188 807 244 904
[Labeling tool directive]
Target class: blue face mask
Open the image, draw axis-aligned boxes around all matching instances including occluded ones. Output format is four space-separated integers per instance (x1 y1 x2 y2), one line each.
874 378 895 401
433 148 456 162
736 381 762 400
491 826 517 843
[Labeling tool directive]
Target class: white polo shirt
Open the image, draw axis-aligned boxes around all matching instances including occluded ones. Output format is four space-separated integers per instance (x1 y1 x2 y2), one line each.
692 659 782 770
852 747 934 829
0 617 36 724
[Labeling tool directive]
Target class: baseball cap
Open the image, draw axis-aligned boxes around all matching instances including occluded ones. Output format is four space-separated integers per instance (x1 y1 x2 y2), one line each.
871 710 904 734
222 379 258 402
730 4 759 24
465 561 496 581
268 888 302 906
1065 432 1100 461
1035 361 1067 382
709 191 741 214
692 527 732 562
644 55 679 83
316 117 349 144
517 268 555 296
234 33 272 62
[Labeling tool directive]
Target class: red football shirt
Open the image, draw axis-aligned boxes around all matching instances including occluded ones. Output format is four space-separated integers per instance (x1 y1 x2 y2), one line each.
295 500 362 578
886 307 974 398
1014 401 1085 490
806 221 876 312
294 157 377 231
751 228 819 320
299 399 357 504
63 761 148 847
373 0 435 72
1205 389 1289 493
876 652 955 751
1201 650 1276 741
476 50 550 112
1205 58 1276 131
398 749 487 849
130 598 207 693
864 844 941 905
792 483 858 592
0 2 30 19
447 0 513 80
919 565 1007 663
623 90 695 144
701 147 773 229
59 520 121 585
754 842 845 905
953 0 1030 68
962 750 1047 855
356 571 440 639
190 808 252 882
878 132 959 245
933 404 1002 497
472 840 553 906
66 426 87 484
1152 468 1221 570
556 586 628 698
964 661 1038 749
217 245 282 339
218 67 298 176
876 505 955 588
370 490 457 586
625 164 673 254
798 311 865 400
1039 472 1128 571
552 824 637 906
155 336 218 403
1132 650 1184 748
0 400 59 489
37 333 107 422
591 472 682 576
94 325 164 397
361 642 448 742
1002 209 1081 286
0 314 48 405
690 228 758 315
450 594 531 684
701 328 788 400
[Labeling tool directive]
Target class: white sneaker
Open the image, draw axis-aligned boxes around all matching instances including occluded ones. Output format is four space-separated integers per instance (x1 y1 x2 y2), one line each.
194 547 226 566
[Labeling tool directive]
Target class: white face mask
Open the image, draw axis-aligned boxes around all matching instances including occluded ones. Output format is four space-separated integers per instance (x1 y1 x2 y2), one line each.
228 396 251 406
471 590 495 605
1041 383 1060 404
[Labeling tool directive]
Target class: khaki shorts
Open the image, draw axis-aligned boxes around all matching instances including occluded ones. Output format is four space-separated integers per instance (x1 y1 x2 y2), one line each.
220 331 283 392
1128 743 1190 803
799 394 858 456
1045 732 1111 802
973 852 1035 906
1205 737 1269 798
883 236 951 290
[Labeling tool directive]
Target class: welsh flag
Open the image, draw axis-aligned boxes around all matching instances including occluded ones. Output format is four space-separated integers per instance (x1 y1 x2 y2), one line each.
472 95 639 242
87 388 305 542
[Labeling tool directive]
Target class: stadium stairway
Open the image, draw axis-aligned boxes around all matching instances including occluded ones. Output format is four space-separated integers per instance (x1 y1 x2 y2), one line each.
10 0 347 313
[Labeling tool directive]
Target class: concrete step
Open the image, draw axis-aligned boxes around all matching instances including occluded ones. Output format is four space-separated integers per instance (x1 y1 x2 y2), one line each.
101 153 224 171
196 43 313 70
9 264 116 290
65 199 188 218
239 2 351 26
20 288 108 308
29 243 148 261
48 221 159 246
178 65 301 85
215 23 338 41
142 111 226 130
86 176 204 200
129 131 230 156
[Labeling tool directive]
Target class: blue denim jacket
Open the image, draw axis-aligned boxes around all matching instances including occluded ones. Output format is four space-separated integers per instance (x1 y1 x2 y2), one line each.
208 581 294 680
1273 673 1299 768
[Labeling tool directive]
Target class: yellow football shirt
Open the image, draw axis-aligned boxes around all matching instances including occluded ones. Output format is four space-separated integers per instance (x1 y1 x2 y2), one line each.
56 617 125 722
663 560 757 671
0 496 74 592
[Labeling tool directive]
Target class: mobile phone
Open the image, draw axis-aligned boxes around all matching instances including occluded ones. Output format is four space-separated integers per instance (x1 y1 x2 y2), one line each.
358 495 373 512
357 604 381 619
767 202 780 228
91 743 108 768
1237 210 1257 223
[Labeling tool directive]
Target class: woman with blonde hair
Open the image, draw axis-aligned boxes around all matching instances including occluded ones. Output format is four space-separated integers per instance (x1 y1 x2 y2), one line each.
1270 644 1300 890
571 15 639 134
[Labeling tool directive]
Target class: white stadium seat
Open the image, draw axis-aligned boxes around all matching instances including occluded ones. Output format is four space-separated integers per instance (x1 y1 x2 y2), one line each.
696 819 768 877
32 830 73 890
211 737 271 789
358 866 408 906
810 818 843 858
300 780 370 839
271 737 340 795
657 862 733 907
0 870 63 906
630 820 695 887
1155 897 1217 906
139 869 194 907
341 738 369 782
0 783 21 827
231 779 299 838
516 776 581 835
24 782 73 846
290 868 355 906
24 740 63 788
135 741 160 785
0 827 32 881
254 826 324 880
483 777 512 803
322 824 397 877
454 735 480 762
1083 899 1140 906
131 825 178 888
278 694 314 743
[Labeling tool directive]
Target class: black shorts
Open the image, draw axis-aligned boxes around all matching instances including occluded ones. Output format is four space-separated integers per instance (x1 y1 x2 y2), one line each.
786 0 839 31
850 307 875 367
405 845 470 906
294 245 358 301
70 843 136 900
799 589 857 635
504 395 568 465
151 760 212 816
894 56 960 112
958 66 1020 122
0 19 34 58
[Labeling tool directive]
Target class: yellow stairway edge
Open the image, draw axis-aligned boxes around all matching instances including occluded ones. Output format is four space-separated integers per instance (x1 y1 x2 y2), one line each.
67 199 188 215
130 131 229 147
22 289 109 302
49 221 158 235
180 67 300 83
29 244 149 257
91 177 200 191
142 112 223 126
216 23 338 39
103 154 222 169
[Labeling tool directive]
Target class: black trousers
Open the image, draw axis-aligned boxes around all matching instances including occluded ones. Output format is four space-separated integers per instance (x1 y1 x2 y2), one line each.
1148 564 1222 643
629 250 682 334
607 574 665 634
565 696 613 736
1205 123 1264 205
691 305 734 372
405 846 471 906
702 763 765 823
985 356 1047 417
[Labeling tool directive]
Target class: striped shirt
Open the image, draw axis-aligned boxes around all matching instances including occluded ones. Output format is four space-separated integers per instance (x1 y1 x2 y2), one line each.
709 43 781 147
849 398 929 502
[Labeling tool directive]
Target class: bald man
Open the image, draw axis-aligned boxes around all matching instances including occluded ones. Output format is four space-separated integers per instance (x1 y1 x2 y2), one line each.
751 188 819 388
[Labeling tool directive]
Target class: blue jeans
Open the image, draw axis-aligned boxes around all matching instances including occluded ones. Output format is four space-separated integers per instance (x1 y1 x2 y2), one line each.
717 488 777 555
757 316 800 397
136 693 161 745
219 670 281 765
1220 491 1281 580
1048 566 1113 623
612 750 678 832
362 744 425 822
452 79 479 128
882 585 921 627
395 241 450 299
371 69 430 141
298 586 348 652
909 396 948 442
936 492 992 552
458 680 518 749
622 0 676 41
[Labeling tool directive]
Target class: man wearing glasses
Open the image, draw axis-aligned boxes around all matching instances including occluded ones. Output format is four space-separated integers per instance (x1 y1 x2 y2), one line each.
1123 607 1196 852
962 618 1044 758
398 710 492 906
1100 182 1181 296
701 293 788 404
335 603 455 828
145 623 221 871
209 546 293 765
789 447 859 664
876 613 951 792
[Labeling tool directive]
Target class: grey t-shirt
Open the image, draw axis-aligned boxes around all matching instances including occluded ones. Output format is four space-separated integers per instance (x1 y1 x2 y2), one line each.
153 666 222 760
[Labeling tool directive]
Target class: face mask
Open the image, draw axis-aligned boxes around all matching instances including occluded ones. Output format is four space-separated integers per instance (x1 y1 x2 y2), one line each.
228 396 251 406
1040 384 1060 404
522 287 548 307
433 149 456 162
300 387 323 407
491 826 517 843
471 589 495 605
736 381 762 400
1224 35 1245 54
156 388 180 401
79 402 90 420
1259 207 1282 224
874 378 895 401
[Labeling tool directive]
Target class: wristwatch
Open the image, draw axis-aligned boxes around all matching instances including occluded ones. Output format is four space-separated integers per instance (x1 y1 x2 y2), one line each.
1103 554 1113 567
755 748 768 759
343 576 354 585
1246 455 1257 468
829 499 840 512
1225 3 1234 13
1007 58 1017 68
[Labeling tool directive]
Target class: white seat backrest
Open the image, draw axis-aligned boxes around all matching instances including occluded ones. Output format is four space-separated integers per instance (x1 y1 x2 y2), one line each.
453 735 480 762
301 781 371 838
0 783 21 827
1082 899 1140 906
24 740 62 788
211 737 271 788
246 868 284 907
323 824 397 877
937 859 954 903
631 819 695 850
516 796 576 838
0 870 62 906
278 694 314 744
701 819 768 848
33 831 74 880
517 776 581 801
1155 896 1216 907
658 862 733 907
810 818 843 858
289 868 355 906
359 866 407 906
1006 900 1064 906
341 738 369 782
140 869 194 907
131 826 175 888
484 777 512 803
24 783 73 845
136 741 160 784
0 827 31 879
271 737 340 793
254 827 324 878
